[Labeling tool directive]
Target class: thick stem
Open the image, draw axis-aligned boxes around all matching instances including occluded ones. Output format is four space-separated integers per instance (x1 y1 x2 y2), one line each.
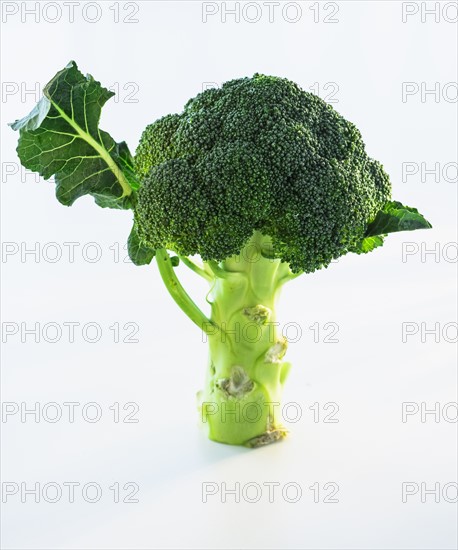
199 232 292 447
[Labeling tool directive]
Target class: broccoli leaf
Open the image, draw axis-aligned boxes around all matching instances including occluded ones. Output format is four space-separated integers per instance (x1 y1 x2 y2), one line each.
353 201 431 254
365 201 432 236
10 61 137 209
127 224 155 266
353 235 384 254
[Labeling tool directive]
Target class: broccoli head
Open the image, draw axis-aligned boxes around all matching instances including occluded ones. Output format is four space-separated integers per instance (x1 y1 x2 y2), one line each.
134 74 391 273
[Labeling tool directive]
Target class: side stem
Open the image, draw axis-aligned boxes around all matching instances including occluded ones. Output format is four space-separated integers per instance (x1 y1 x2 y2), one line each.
155 248 214 334
179 255 213 282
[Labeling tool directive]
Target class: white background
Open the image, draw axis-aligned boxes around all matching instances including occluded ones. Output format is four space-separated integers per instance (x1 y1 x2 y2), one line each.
1 1 457 549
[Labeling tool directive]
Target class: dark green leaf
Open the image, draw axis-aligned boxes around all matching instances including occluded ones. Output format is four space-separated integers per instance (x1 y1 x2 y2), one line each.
10 61 138 209
127 224 155 266
352 201 431 255
365 201 432 237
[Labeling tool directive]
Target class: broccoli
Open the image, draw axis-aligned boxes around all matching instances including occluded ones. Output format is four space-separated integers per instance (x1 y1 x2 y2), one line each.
134 74 392 273
10 62 431 447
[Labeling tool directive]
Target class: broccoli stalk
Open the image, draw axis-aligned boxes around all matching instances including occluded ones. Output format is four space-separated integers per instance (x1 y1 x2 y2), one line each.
10 62 432 447
155 232 292 446
202 236 292 447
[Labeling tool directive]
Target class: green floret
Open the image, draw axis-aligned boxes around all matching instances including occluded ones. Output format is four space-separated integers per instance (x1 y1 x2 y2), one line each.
134 74 392 273
134 113 181 178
